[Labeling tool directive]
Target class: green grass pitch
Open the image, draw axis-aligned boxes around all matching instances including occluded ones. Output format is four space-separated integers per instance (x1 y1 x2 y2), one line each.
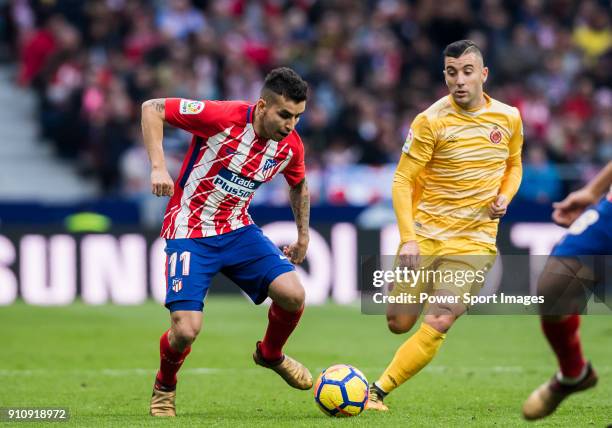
1 296 610 427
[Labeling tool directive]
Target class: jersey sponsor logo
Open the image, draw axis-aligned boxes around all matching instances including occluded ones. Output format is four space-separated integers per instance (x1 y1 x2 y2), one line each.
490 126 502 144
213 167 262 198
402 128 414 153
179 99 205 115
263 158 278 171
171 278 183 292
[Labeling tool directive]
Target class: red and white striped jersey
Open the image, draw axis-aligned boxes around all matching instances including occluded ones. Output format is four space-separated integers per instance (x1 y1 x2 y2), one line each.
160 98 306 239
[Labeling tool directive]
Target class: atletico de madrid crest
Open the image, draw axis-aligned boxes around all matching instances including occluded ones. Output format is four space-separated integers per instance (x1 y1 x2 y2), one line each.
490 126 502 144
172 278 183 292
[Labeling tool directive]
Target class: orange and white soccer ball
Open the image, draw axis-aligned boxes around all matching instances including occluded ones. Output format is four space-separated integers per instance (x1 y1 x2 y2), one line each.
314 364 369 417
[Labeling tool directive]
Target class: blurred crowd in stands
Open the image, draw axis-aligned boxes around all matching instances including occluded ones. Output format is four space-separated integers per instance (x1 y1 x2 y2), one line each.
1 0 610 206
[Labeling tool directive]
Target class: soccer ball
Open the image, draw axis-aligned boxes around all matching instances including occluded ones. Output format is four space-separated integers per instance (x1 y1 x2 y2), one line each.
314 364 369 417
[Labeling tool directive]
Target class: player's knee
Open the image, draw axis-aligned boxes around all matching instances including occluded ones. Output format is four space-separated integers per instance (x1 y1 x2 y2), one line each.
386 314 415 334
387 319 410 334
173 324 200 347
171 315 202 347
423 313 456 333
269 273 305 312
282 285 305 312
273 282 305 312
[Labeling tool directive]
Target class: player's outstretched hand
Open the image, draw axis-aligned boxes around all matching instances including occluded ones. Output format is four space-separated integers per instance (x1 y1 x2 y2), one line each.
283 240 308 264
488 195 508 219
552 188 597 227
151 168 174 197
398 240 420 270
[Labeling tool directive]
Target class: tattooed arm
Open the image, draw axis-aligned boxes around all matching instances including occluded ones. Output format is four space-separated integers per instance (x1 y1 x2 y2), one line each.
141 99 174 197
283 178 310 264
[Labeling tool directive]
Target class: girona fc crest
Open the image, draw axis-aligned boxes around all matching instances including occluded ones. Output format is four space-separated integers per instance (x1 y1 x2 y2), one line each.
490 126 502 144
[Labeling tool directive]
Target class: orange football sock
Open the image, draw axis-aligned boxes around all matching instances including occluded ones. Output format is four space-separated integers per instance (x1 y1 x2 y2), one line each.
376 323 446 394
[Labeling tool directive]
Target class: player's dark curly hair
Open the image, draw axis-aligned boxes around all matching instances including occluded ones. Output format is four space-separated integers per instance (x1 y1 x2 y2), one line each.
443 40 483 60
262 67 308 103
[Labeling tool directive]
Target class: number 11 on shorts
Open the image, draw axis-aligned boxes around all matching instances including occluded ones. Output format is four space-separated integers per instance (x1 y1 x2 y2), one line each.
168 251 191 277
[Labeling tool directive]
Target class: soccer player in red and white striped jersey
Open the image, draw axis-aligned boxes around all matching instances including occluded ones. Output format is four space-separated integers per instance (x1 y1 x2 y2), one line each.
141 68 312 417
159 94 306 239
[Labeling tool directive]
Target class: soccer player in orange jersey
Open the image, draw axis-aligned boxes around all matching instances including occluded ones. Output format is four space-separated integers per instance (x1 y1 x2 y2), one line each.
367 40 523 411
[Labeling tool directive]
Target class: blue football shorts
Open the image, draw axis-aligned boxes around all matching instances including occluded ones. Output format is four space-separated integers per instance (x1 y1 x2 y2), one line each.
164 224 295 312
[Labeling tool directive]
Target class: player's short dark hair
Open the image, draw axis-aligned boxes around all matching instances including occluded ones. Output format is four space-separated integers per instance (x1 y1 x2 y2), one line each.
443 40 483 60
262 67 308 103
